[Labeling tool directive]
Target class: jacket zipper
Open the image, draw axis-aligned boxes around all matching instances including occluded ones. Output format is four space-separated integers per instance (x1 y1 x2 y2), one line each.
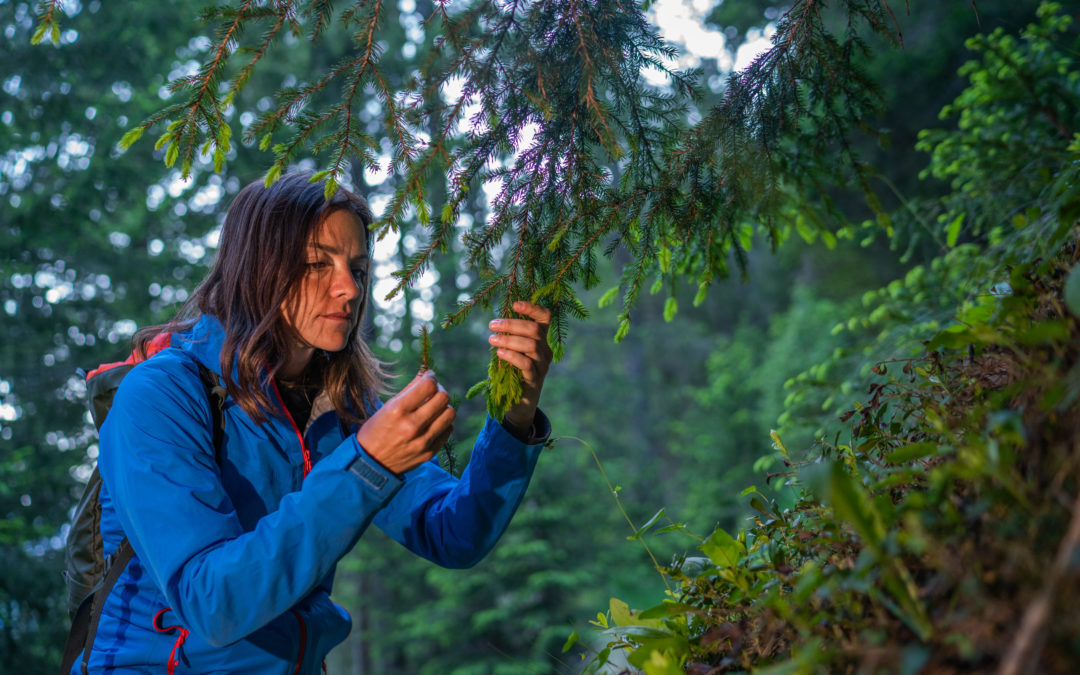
269 378 313 478
273 381 312 674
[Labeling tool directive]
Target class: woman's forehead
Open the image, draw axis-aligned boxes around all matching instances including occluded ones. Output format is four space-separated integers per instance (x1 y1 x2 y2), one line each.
309 209 368 253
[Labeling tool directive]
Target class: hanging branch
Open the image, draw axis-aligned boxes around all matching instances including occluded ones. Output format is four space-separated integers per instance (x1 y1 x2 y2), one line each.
35 0 917 416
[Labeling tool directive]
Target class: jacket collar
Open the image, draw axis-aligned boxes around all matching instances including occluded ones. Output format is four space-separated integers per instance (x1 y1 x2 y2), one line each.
175 314 336 435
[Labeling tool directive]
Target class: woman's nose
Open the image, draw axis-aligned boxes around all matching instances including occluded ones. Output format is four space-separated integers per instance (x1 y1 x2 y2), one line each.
332 267 361 300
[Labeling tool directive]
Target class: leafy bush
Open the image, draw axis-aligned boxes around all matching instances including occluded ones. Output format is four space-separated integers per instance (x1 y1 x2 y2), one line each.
578 5 1080 673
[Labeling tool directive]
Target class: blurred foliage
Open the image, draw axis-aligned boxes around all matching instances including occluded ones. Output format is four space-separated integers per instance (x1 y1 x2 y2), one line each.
583 5 1080 672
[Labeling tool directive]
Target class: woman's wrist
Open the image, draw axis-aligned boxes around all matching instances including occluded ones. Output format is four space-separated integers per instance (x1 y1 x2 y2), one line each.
501 410 536 442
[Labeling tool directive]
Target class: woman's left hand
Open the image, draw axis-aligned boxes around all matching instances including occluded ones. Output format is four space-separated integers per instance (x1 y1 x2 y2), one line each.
488 301 553 435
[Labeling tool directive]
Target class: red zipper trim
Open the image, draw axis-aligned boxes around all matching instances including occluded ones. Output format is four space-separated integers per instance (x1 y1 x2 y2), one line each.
152 607 190 675
290 609 307 675
270 378 313 478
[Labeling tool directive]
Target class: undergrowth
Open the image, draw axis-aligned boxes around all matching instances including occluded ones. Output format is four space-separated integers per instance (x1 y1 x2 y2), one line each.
573 5 1080 673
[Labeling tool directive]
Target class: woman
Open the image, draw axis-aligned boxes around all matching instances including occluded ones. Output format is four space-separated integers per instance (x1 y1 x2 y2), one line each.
81 173 553 673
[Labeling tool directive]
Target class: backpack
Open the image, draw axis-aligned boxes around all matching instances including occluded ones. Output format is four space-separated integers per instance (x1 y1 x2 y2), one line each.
60 333 226 675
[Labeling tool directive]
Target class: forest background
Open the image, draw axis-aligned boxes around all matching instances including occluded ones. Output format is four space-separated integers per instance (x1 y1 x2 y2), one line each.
2 1 1077 673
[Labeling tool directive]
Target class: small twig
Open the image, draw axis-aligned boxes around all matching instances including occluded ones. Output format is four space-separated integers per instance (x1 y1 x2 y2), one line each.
878 0 904 48
562 436 672 593
997 488 1080 675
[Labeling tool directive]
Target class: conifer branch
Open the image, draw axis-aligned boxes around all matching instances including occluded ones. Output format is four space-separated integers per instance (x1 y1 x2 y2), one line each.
226 3 292 103
305 0 337 41
169 0 257 176
30 0 65 45
80 0 912 376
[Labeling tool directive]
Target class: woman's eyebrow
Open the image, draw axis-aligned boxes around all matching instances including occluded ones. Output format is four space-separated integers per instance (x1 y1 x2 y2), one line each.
311 242 369 262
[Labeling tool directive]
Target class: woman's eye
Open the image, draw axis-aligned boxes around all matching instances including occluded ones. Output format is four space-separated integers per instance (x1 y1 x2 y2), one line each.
351 268 368 282
306 261 329 271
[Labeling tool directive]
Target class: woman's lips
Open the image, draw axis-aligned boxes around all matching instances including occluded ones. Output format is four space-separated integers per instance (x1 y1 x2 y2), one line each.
323 313 350 322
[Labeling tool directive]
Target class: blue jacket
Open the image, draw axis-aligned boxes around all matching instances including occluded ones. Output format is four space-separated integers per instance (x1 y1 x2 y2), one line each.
80 315 548 674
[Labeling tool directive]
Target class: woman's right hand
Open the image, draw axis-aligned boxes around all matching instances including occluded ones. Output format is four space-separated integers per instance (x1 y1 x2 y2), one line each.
354 369 455 475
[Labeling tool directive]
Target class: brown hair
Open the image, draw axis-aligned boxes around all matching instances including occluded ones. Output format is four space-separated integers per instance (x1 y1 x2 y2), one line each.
134 172 388 425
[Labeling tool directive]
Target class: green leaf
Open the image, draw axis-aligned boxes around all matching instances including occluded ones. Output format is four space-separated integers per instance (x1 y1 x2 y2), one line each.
1065 265 1080 317
609 598 663 628
657 246 672 273
550 340 564 363
415 197 430 226
886 442 938 464
598 286 619 309
653 523 686 535
530 283 556 305
562 630 579 653
795 215 817 244
614 316 630 343
628 508 665 540
465 380 488 400
486 356 522 421
259 133 273 151
749 497 772 518
805 462 885 549
630 640 688 673
264 163 283 187
946 214 964 247
693 282 709 306
663 297 677 322
164 141 179 168
323 176 338 201
1016 319 1069 345
699 527 744 568
30 22 49 45
118 127 145 151
637 602 697 620
737 223 754 251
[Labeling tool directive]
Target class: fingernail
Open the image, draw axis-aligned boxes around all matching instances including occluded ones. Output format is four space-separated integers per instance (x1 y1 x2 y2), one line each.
488 334 498 344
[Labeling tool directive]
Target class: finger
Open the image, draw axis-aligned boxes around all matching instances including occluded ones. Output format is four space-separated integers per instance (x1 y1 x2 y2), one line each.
420 404 456 446
430 426 453 456
392 370 440 411
489 318 547 340
488 333 547 359
511 301 552 324
413 384 452 427
495 348 538 381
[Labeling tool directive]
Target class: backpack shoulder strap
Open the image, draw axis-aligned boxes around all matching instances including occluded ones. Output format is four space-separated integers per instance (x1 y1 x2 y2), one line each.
68 539 133 675
195 361 227 461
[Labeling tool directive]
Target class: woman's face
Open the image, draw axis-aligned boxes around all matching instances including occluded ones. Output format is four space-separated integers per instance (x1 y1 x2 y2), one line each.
280 209 369 377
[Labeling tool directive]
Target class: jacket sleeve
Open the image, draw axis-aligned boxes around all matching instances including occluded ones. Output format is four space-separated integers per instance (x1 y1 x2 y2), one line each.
370 410 550 569
97 356 403 647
